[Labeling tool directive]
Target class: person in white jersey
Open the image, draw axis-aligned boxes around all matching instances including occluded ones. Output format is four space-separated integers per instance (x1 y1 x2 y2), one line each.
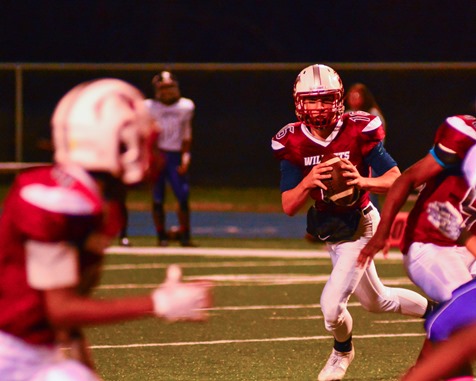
145 71 196 247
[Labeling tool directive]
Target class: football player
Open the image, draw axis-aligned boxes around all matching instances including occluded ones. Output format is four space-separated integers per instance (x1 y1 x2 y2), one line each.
145 71 196 247
0 79 212 381
401 144 476 381
271 64 432 381
358 114 476 380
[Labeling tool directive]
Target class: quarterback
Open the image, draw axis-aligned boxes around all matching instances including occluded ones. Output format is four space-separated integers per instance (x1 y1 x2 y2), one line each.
271 64 432 381
0 79 212 381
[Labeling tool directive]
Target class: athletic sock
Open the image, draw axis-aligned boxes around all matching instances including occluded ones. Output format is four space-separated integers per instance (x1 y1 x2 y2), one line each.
334 336 352 353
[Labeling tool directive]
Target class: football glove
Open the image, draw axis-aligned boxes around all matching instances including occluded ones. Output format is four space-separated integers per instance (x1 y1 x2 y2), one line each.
152 264 212 322
427 201 464 241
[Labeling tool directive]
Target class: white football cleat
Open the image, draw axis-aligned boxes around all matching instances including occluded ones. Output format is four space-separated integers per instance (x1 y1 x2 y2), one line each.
317 347 355 381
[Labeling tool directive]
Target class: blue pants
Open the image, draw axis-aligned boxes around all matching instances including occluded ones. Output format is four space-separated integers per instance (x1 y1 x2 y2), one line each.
153 151 190 206
425 277 476 342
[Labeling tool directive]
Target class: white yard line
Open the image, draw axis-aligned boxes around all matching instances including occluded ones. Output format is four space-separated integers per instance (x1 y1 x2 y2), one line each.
104 259 328 270
106 246 404 260
90 332 425 349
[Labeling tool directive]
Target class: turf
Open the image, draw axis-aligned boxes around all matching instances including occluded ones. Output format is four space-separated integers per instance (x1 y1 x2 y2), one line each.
87 242 428 380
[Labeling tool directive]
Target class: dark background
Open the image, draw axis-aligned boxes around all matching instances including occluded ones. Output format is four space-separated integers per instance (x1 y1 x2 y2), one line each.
0 1 475 187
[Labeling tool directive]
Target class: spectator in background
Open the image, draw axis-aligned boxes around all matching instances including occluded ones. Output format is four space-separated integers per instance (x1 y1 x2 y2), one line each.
0 78 212 381
345 83 386 211
145 71 196 247
344 83 386 131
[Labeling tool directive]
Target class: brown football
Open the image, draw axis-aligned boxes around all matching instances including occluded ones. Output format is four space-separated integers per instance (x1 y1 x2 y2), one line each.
321 153 358 206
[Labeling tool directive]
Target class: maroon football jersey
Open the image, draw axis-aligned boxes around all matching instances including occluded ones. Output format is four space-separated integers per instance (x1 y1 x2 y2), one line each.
0 165 123 344
400 115 476 254
271 112 385 213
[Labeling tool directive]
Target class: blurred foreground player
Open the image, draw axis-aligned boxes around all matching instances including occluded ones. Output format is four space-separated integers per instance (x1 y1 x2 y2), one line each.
271 64 431 381
358 114 476 380
0 79 212 381
145 71 196 247
402 144 476 381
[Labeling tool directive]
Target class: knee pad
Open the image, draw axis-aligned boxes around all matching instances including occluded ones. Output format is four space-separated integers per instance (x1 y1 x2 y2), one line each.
321 299 346 330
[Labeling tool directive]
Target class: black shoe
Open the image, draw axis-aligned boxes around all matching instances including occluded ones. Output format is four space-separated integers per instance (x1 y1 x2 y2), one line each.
157 232 168 247
180 239 197 247
422 299 440 319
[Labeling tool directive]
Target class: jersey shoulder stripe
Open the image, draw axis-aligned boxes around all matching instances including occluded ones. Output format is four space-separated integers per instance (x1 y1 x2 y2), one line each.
446 115 476 140
20 184 96 215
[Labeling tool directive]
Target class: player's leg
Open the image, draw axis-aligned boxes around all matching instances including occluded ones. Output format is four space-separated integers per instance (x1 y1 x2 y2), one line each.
404 243 473 302
401 324 476 381
167 152 194 247
152 170 168 246
403 244 474 379
416 279 476 380
318 240 367 381
354 260 428 317
425 278 476 342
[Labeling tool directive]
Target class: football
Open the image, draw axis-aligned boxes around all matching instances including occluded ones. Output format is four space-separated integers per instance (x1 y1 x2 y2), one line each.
321 153 359 206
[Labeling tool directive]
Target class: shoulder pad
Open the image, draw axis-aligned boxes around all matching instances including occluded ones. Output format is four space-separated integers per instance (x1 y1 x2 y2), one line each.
272 123 297 151
20 184 96 215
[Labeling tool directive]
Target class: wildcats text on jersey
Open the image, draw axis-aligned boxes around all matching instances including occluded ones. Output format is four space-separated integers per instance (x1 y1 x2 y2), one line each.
304 151 350 166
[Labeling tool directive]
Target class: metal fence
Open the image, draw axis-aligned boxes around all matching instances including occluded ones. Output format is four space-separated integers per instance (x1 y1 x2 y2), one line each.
1 62 475 186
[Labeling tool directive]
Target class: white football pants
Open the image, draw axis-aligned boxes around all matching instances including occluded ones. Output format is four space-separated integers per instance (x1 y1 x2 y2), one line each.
0 331 99 381
320 204 428 342
404 242 476 302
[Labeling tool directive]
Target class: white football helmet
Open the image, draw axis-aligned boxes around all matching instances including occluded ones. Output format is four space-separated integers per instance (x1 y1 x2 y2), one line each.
293 64 344 130
152 71 181 105
52 78 155 184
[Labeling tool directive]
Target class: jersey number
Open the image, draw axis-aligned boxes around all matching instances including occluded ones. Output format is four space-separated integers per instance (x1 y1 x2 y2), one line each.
461 188 476 229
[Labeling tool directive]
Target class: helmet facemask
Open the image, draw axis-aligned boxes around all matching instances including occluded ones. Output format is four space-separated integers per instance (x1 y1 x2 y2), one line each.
293 64 345 131
295 91 344 130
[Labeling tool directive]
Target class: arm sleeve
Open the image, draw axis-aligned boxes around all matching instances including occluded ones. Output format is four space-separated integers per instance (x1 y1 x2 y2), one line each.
429 143 461 169
280 159 303 192
26 240 79 290
363 141 398 176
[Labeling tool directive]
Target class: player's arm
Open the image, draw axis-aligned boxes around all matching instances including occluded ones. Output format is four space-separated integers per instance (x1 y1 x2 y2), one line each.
462 232 476 257
177 114 193 175
358 152 444 265
280 159 331 216
27 241 212 328
342 141 400 193
362 142 400 193
177 138 191 175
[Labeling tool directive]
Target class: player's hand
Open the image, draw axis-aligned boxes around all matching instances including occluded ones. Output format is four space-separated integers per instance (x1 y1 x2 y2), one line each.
303 163 332 190
152 265 213 322
427 201 464 240
340 158 363 188
176 164 189 176
357 232 390 268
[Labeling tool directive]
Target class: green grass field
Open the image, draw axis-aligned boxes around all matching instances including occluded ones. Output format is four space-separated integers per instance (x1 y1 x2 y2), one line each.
87 241 428 381
0 183 429 380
